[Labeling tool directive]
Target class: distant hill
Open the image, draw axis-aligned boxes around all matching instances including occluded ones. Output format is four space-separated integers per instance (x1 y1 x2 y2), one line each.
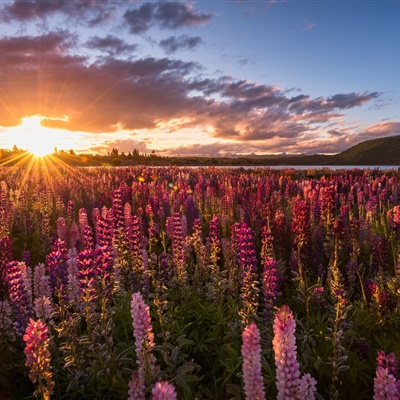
1 135 399 167
335 135 400 165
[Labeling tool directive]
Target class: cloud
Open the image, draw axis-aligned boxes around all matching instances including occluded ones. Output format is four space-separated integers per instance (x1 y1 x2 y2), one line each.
85 35 137 56
160 35 203 54
359 121 400 139
0 0 116 25
124 2 212 34
0 32 390 155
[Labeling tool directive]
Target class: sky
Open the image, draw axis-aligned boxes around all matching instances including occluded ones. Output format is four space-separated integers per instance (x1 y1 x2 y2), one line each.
0 0 399 157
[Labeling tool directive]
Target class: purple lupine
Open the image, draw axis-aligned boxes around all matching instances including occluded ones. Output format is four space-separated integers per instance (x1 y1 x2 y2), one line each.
0 236 13 300
0 299 16 341
33 263 52 300
23 319 54 399
34 296 53 323
5 261 34 336
56 217 68 243
95 245 115 300
237 223 259 325
46 239 69 300
151 381 177 400
273 305 301 400
241 323 266 400
128 292 159 399
262 257 279 321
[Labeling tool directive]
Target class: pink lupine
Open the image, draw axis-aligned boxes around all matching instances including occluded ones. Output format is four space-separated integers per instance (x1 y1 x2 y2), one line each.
297 373 317 400
23 319 54 400
241 323 266 400
128 292 158 399
151 381 177 400
374 367 398 400
128 370 145 400
273 305 301 400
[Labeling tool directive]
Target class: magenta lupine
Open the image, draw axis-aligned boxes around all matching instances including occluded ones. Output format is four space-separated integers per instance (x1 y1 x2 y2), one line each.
237 223 259 325
377 351 399 379
96 210 114 247
125 215 145 292
262 257 279 321
112 188 125 234
167 213 188 285
241 323 266 400
151 381 177 400
23 319 54 399
95 245 115 299
76 249 99 314
129 292 158 398
79 208 94 251
273 305 301 400
5 261 34 336
374 367 398 400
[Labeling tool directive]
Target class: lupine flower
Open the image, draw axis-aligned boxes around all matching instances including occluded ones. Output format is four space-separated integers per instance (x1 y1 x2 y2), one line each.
273 305 301 400
23 319 54 399
128 370 145 400
238 223 259 325
296 373 317 400
0 299 16 341
79 208 94 251
46 239 69 300
5 261 34 336
33 263 52 300
67 248 80 305
0 236 13 300
151 381 177 400
377 351 399 379
56 217 68 243
241 323 266 400
129 292 159 399
69 221 79 249
263 257 279 320
373 367 398 400
34 296 53 323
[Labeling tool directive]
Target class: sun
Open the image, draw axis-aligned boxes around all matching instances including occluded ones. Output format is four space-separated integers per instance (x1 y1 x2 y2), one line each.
12 115 64 157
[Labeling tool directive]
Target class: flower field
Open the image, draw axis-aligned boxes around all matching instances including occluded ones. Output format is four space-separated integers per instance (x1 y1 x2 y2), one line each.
1 165 400 399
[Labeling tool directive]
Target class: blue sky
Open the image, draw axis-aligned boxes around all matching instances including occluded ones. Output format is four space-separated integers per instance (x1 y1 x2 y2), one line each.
0 0 399 156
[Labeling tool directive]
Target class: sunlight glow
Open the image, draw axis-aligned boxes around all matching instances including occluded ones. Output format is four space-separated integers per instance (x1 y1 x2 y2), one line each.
12 116 59 156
